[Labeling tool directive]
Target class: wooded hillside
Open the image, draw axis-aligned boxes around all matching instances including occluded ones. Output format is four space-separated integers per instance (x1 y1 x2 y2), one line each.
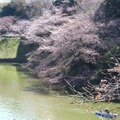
0 0 120 100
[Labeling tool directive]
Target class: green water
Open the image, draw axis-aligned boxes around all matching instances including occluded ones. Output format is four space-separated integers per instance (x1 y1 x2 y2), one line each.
0 64 119 120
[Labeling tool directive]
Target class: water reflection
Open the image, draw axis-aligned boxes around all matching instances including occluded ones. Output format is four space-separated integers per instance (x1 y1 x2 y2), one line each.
0 64 119 120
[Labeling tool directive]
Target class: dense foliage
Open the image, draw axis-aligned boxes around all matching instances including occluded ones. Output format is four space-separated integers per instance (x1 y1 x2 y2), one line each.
0 0 120 93
106 0 120 18
0 0 52 18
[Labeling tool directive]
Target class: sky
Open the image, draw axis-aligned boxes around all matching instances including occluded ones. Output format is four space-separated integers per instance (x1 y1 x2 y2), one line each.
0 0 11 3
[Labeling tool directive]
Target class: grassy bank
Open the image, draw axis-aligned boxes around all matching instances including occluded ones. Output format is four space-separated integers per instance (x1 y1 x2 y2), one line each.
0 37 20 59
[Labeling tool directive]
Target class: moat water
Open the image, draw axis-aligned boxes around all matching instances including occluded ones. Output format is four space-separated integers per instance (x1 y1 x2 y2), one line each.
0 64 119 120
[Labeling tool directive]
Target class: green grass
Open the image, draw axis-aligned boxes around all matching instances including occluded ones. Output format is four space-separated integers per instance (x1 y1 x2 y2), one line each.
0 38 20 59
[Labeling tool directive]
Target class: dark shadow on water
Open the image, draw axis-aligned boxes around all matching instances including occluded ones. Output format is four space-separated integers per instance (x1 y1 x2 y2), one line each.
23 75 50 95
25 84 50 95
13 63 50 95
